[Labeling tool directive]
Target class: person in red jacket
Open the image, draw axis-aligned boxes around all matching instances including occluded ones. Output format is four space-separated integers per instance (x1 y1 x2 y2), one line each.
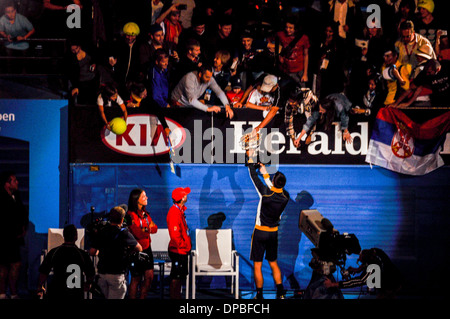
167 186 191 299
126 188 158 299
276 17 310 87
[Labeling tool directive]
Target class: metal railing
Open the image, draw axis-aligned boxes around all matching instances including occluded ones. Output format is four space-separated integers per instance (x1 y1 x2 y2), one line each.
0 38 67 76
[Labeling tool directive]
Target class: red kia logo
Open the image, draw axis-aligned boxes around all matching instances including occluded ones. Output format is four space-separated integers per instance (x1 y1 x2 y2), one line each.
101 114 186 156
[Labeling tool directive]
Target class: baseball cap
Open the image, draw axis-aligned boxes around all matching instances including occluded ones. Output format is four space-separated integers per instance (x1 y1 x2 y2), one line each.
231 77 242 89
172 187 191 201
260 75 278 93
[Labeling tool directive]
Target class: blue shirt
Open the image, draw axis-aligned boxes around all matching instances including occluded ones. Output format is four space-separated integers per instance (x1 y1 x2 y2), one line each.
149 66 169 108
0 13 34 50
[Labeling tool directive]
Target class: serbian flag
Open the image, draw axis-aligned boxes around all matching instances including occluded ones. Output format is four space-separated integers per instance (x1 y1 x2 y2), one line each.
365 108 450 175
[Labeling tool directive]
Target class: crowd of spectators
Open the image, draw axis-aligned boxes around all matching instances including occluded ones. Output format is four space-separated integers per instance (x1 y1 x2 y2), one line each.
1 0 449 138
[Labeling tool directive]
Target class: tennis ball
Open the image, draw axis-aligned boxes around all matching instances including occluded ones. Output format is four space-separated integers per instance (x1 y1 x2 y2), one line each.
109 117 127 135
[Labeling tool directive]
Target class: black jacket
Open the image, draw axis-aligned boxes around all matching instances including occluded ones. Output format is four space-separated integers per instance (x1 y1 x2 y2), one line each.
248 165 290 229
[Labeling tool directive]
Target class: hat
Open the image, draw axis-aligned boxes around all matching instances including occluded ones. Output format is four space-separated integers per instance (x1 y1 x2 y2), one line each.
241 28 254 39
172 187 191 201
149 23 163 35
231 77 242 88
260 75 278 93
417 0 434 13
123 22 140 36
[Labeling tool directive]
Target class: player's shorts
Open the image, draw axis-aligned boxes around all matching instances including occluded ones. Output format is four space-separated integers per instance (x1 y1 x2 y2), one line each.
250 228 278 262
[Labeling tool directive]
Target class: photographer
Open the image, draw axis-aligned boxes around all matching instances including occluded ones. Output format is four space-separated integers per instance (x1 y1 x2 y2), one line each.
324 248 403 299
126 188 158 299
89 206 142 299
304 218 343 299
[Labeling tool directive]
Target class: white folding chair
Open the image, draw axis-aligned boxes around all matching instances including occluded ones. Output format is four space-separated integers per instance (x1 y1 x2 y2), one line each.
48 228 85 250
191 229 239 299
41 228 85 262
40 228 87 297
151 229 190 299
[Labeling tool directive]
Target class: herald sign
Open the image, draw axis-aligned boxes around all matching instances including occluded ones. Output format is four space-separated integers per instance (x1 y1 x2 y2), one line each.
101 114 186 156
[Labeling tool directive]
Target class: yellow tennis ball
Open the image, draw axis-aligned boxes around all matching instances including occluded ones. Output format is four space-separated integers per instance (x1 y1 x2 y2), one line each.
109 117 127 135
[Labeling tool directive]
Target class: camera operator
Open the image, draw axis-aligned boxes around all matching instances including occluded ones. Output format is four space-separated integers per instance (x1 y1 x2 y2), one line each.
304 218 362 299
324 248 403 299
304 218 344 299
89 206 142 299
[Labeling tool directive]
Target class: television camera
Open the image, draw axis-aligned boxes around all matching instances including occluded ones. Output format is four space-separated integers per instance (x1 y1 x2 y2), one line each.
299 210 361 278
83 205 129 243
82 205 150 275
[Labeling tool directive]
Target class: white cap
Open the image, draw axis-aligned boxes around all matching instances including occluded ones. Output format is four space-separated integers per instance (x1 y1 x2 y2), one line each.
260 75 278 93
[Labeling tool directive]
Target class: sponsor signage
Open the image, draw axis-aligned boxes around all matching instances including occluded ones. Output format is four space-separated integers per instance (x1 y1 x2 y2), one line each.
101 114 186 157
69 106 449 165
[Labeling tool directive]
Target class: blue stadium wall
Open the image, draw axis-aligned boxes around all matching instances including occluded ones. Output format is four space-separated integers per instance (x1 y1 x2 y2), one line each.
69 163 450 295
1 99 450 296
0 99 69 291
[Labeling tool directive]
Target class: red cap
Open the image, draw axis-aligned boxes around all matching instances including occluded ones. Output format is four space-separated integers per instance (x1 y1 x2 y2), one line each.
172 187 191 201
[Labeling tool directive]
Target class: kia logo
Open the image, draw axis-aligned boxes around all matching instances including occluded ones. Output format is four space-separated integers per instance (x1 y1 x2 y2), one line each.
101 114 186 156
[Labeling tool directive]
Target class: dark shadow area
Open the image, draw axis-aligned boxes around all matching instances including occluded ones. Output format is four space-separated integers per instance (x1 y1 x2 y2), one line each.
199 165 244 230
279 190 315 293
395 168 450 297
206 230 221 269
196 165 247 290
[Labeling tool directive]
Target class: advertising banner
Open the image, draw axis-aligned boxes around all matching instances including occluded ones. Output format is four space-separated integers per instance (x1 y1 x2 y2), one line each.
69 106 449 166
